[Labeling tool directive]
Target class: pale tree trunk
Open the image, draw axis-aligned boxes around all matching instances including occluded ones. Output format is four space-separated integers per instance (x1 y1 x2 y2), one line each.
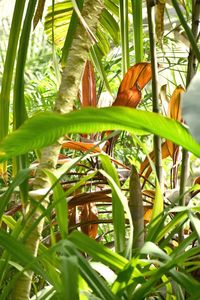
12 1 104 299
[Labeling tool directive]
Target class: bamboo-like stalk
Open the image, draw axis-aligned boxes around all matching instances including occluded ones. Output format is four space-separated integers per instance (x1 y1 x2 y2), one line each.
12 0 37 205
129 165 144 250
179 0 200 242
146 0 163 186
131 0 143 62
0 0 26 180
12 1 104 299
119 0 130 74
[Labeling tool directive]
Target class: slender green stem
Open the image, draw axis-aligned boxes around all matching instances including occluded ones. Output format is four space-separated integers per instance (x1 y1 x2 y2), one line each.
12 0 37 205
171 0 200 62
146 0 163 186
129 165 144 251
0 0 26 180
179 0 200 243
119 0 130 74
131 0 143 62
0 0 26 140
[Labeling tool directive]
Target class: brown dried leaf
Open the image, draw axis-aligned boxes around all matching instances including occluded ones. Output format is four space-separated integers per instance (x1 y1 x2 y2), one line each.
112 62 152 108
80 203 98 238
168 85 185 121
62 140 101 153
156 0 166 44
69 191 111 208
33 0 46 29
80 60 97 107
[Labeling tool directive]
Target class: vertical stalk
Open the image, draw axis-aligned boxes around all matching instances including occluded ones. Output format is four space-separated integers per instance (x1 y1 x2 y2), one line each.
119 0 130 74
13 0 38 204
179 0 200 242
146 0 163 186
131 0 143 62
0 0 26 139
129 165 144 250
0 0 26 179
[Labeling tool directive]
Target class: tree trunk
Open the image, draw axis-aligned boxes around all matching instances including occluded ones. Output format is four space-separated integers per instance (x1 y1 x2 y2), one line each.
12 1 104 299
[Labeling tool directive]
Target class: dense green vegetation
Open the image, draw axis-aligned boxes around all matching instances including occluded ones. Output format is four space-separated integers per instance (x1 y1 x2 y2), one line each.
0 0 200 299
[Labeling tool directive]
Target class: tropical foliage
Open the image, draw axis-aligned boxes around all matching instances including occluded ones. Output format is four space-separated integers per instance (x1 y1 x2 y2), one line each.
0 0 200 299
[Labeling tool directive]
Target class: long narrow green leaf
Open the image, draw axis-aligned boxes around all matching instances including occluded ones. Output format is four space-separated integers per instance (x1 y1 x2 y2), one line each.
131 0 143 62
13 0 37 203
52 239 118 300
0 169 29 219
99 168 133 258
68 230 128 272
0 0 26 140
90 45 112 94
61 0 84 66
0 107 200 162
171 0 200 62
59 256 79 300
150 179 164 223
0 230 48 280
44 170 68 239
119 0 129 74
13 0 37 130
100 154 126 255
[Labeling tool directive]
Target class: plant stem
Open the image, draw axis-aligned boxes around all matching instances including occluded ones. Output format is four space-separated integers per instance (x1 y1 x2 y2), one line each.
119 0 130 74
131 0 143 62
12 0 37 205
146 0 163 186
0 0 26 181
179 0 200 243
129 165 144 250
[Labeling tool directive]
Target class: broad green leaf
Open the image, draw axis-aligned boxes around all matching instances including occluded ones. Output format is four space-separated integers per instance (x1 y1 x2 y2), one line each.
1 107 200 162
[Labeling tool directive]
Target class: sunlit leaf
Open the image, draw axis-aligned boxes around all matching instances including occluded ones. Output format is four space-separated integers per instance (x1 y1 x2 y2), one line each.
1 107 200 162
168 85 184 122
62 141 102 153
